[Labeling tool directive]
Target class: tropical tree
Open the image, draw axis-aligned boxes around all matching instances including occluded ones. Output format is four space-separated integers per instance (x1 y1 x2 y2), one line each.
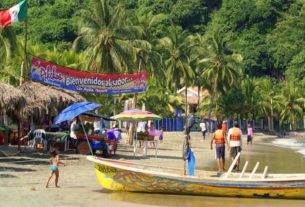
158 26 194 90
255 78 282 131
158 26 194 114
138 77 184 117
241 77 261 121
132 13 165 78
73 0 138 73
187 33 210 109
200 31 242 125
0 27 17 68
276 83 305 130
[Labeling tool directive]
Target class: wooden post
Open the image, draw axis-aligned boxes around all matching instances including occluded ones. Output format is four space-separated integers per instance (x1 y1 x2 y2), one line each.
249 162 260 179
20 18 28 86
223 152 240 179
239 161 248 179
185 83 188 116
262 166 268 179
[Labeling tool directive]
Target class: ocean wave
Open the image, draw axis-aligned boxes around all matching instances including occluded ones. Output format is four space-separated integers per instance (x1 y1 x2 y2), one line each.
272 138 305 148
297 149 305 157
271 138 305 157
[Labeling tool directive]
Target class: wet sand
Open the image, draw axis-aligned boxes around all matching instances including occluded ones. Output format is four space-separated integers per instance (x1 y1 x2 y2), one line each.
1 132 305 207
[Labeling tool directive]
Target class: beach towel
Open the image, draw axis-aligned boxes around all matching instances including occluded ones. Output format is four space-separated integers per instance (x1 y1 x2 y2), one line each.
188 149 196 176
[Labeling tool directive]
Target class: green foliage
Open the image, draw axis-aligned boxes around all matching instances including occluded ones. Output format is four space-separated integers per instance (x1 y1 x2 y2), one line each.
0 0 304 127
171 0 208 32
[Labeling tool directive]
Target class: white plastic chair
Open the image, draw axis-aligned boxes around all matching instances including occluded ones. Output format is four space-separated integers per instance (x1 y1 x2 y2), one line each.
31 129 47 151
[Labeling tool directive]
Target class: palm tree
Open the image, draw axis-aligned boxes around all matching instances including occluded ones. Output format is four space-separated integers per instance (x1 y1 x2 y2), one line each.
158 27 194 91
158 26 194 115
276 83 305 130
138 77 184 117
0 27 17 64
132 13 164 78
0 27 17 83
46 48 87 71
200 32 242 126
188 34 210 111
241 77 261 121
256 78 280 131
73 0 137 73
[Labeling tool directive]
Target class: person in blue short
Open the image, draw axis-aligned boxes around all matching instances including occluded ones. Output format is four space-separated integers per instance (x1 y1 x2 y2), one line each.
46 148 65 188
159 127 164 143
210 123 229 173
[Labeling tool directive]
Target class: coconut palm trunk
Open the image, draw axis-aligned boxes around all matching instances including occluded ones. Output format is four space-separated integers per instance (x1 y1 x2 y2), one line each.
208 79 217 132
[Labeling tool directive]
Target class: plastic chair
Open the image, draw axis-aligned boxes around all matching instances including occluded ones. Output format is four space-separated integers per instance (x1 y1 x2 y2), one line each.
31 129 47 151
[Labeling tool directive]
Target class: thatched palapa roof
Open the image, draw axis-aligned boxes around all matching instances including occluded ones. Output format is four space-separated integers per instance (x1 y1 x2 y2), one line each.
18 81 86 120
0 82 27 117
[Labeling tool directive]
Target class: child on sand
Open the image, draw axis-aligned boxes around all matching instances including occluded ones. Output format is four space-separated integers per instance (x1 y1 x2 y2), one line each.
46 148 65 188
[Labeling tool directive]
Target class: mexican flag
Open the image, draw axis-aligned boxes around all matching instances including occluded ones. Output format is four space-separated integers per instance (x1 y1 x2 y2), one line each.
0 0 27 28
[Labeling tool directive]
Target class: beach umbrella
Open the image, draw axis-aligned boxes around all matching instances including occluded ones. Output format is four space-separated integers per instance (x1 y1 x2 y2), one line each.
54 101 101 155
111 109 161 121
80 112 117 122
55 102 101 124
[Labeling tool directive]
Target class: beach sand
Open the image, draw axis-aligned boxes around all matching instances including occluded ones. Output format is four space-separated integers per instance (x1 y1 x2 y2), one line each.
1 132 305 207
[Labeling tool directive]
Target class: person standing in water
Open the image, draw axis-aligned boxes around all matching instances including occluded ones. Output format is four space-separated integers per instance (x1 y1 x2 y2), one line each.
227 121 243 171
46 148 65 188
199 120 207 140
247 123 253 144
210 123 229 173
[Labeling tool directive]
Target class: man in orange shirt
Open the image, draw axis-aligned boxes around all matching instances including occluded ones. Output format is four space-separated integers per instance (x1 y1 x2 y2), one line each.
210 123 229 173
227 121 243 171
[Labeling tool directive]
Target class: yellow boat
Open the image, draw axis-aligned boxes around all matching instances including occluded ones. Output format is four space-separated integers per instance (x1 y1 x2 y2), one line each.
87 156 305 199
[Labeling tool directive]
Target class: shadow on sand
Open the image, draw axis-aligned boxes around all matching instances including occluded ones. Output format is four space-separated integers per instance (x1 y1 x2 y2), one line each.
0 166 36 172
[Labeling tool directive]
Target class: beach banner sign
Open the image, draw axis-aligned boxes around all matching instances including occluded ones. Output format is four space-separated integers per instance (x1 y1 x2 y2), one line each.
30 57 148 94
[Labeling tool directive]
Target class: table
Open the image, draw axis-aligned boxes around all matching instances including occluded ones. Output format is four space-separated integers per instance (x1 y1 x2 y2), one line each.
134 139 158 158
45 132 69 143
45 132 69 151
24 130 69 151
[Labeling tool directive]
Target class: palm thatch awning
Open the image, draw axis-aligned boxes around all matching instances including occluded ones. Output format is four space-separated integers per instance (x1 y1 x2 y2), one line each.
18 81 86 121
0 82 27 117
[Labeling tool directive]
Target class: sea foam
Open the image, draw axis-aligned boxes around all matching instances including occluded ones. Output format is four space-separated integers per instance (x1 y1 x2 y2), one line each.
271 138 305 157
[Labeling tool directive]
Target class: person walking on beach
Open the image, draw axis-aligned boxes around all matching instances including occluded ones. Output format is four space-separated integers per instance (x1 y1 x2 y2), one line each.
70 118 80 148
159 126 164 143
199 120 207 140
210 123 229 173
227 121 243 171
247 123 253 144
46 148 65 188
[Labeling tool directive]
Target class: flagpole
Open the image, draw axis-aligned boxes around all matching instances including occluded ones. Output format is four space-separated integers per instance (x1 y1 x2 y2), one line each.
19 1 28 151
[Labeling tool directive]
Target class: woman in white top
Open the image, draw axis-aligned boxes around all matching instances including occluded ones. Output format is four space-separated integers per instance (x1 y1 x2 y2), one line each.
70 118 79 139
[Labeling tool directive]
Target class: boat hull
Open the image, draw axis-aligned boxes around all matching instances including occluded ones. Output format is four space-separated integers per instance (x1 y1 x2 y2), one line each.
91 158 305 199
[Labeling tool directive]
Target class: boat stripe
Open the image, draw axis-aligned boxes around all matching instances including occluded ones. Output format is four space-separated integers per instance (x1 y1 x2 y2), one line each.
155 176 305 188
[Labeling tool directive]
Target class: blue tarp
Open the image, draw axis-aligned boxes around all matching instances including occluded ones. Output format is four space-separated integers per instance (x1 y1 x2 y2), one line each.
188 149 196 176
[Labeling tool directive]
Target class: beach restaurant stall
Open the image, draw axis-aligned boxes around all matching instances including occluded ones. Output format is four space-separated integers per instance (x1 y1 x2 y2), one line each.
6 81 86 149
0 82 28 146
19 81 85 124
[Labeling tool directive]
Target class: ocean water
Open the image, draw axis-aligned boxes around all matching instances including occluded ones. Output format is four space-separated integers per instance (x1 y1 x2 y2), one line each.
272 138 305 157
